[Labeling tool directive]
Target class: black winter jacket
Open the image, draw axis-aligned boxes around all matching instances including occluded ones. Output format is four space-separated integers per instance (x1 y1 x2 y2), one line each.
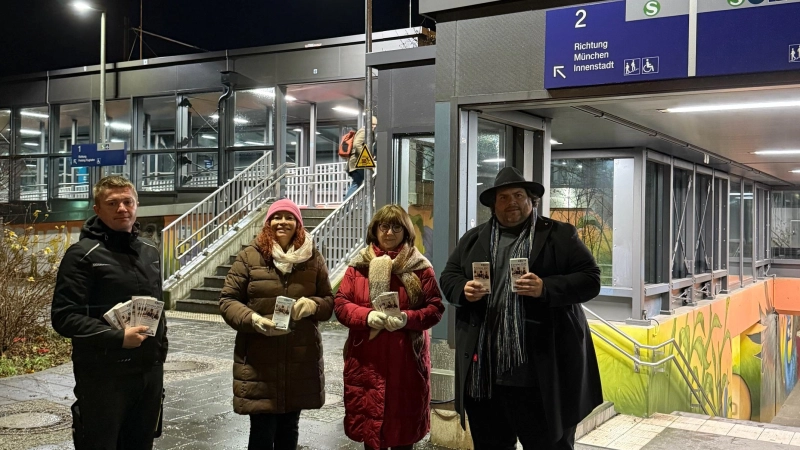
51 216 168 374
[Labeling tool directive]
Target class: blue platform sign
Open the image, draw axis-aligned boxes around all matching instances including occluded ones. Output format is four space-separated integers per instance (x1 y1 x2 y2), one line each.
544 0 689 89
71 142 127 167
696 0 800 77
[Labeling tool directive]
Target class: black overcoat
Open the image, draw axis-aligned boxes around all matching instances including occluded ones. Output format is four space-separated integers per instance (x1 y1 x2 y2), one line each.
439 214 603 443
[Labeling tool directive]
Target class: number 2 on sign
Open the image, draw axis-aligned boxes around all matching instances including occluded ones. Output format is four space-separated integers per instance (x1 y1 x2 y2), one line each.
575 9 587 28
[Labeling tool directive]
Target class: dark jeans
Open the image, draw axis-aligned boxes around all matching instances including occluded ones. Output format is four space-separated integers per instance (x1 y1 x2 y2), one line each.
364 445 414 450
344 169 366 199
248 411 301 450
71 364 164 450
464 385 576 450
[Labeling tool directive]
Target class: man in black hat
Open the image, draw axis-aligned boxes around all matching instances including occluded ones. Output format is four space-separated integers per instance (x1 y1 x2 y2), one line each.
439 167 602 450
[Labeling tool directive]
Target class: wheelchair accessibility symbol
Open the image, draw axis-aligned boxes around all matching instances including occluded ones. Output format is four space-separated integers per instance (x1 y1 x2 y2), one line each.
642 57 659 74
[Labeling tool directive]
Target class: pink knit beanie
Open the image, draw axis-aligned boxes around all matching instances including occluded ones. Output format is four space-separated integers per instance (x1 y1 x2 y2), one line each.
266 199 303 228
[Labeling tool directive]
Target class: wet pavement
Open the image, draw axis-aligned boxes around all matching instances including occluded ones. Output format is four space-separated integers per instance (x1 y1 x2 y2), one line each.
0 312 452 450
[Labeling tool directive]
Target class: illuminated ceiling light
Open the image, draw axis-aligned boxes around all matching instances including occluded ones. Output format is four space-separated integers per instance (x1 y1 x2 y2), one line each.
285 96 297 102
110 138 125 143
290 141 297 145
550 139 562 145
332 106 361 116
24 143 38 146
661 100 800 113
210 114 219 120
477 183 483 186
292 128 302 132
244 141 264 145
72 1 94 12
753 150 800 155
234 117 248 124
21 111 49 119
245 88 274 98
105 122 132 131
482 158 505 163
315 132 321 135
233 143 244 147
200 134 217 140
791 170 800 174
20 129 42 136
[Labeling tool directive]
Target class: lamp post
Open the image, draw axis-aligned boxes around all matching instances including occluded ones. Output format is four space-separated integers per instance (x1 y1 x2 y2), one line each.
73 1 106 146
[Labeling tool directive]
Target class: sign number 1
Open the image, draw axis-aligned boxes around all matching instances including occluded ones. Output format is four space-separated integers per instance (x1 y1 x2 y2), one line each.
575 9 587 28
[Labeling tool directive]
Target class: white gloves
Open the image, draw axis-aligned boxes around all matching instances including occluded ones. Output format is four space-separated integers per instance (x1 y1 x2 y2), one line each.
367 311 387 330
291 297 318 320
252 313 290 337
385 312 408 332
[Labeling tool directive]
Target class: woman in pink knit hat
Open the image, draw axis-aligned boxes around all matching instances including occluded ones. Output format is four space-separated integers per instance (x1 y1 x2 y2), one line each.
219 198 334 450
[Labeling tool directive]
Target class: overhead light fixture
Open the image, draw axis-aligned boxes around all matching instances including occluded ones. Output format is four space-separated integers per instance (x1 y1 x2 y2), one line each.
233 143 244 147
753 150 800 155
332 106 361 116
23 143 38 147
315 132 321 135
244 141 264 146
285 96 297 102
791 170 800 174
72 1 94 12
110 139 125 143
477 183 484 186
20 129 42 136
550 139 562 145
292 128 302 132
210 114 248 124
210 114 219 120
662 100 800 113
244 88 274 98
21 111 49 119
105 122 132 131
200 134 217 140
290 141 297 145
482 158 505 163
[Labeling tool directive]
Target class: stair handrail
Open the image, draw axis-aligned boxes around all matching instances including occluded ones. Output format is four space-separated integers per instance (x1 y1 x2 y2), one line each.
162 151 293 281
309 175 374 279
582 305 718 417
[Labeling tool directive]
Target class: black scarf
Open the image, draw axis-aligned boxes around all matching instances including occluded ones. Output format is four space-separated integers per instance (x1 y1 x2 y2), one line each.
468 212 536 400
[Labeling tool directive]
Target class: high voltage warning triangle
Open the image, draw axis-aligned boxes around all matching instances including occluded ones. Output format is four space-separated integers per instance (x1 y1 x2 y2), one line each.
355 146 376 169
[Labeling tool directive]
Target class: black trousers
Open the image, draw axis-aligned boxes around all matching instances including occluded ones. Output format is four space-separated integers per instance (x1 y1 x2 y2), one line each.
464 385 576 450
248 411 301 450
72 364 164 450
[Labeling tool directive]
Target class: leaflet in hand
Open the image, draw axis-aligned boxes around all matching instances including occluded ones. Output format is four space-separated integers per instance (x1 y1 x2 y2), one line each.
273 296 296 331
510 258 529 293
372 292 402 318
130 296 164 337
111 300 133 329
472 262 491 293
103 304 124 330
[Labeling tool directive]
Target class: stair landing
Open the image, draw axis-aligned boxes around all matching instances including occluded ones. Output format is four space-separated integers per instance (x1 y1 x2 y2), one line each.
577 412 800 450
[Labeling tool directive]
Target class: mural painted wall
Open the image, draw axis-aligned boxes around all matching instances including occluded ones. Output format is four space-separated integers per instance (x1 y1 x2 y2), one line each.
590 278 800 421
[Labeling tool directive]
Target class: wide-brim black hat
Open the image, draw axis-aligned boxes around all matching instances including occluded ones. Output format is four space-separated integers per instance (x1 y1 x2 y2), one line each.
479 167 545 207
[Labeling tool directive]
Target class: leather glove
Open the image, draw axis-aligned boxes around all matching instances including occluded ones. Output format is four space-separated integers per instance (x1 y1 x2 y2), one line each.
367 311 387 330
385 312 408 332
252 313 290 337
291 297 318 321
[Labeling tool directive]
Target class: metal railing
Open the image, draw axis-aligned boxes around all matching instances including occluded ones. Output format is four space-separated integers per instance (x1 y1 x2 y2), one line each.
582 305 718 417
309 175 373 280
287 162 350 207
162 151 292 281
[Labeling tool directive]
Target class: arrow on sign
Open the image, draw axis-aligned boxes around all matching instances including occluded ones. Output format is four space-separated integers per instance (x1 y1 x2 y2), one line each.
554 66 566 79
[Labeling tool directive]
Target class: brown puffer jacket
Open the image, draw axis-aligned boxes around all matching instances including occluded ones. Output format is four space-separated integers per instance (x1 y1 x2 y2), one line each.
219 241 334 415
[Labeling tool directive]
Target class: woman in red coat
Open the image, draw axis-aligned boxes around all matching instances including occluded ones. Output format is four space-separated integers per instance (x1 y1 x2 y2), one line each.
335 204 445 450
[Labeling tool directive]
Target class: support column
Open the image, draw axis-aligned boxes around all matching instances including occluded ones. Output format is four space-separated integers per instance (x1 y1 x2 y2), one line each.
308 103 317 208
275 85 288 198
532 119 552 218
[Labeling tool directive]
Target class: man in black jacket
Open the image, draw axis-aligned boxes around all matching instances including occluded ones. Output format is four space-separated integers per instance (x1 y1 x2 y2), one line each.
439 167 602 450
52 176 168 450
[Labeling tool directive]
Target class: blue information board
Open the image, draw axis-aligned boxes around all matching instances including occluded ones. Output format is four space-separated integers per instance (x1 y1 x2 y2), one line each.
697 1 800 77
544 1 689 89
71 142 127 167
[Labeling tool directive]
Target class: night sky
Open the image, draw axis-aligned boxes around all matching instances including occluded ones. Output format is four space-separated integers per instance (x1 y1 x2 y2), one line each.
1 0 430 77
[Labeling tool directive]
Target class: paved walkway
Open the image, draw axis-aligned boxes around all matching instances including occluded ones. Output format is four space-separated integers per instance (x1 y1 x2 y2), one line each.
0 312 450 450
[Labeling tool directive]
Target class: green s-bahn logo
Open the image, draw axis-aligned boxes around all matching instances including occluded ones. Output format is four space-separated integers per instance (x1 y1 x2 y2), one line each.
643 1 661 17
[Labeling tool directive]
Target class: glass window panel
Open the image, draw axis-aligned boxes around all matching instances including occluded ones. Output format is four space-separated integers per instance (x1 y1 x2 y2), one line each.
55 157 89 199
142 96 176 150
58 103 92 154
729 178 741 286
138 153 175 192
234 88 274 147
743 181 754 281
757 188 769 261
315 125 342 166
714 177 728 271
1 109 11 156
477 119 506 225
551 158 615 286
234 151 265 176
672 167 692 279
105 100 132 146
401 135 435 260
102 164 128 179
178 151 217 188
772 191 800 259
184 93 219 148
695 173 713 274
20 157 47 200
286 128 299 164
19 107 49 155
0 158 10 202
645 161 668 284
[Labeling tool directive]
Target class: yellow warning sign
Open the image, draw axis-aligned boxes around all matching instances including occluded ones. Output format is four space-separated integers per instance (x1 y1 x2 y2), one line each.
355 146 376 169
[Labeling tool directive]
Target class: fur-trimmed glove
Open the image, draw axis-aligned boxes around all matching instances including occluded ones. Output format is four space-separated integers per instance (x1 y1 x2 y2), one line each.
385 312 408 332
252 313 290 337
291 297 318 320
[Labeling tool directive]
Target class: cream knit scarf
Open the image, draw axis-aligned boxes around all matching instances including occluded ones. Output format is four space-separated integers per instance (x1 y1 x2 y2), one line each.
349 243 431 356
272 236 314 274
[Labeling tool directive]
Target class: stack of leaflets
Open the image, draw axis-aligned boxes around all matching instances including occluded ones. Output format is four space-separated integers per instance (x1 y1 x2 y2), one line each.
372 292 402 318
472 262 491 293
273 296 296 331
509 258 529 293
103 296 164 337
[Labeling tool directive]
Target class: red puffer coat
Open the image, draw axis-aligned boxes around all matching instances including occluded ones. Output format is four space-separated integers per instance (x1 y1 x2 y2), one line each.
334 247 445 449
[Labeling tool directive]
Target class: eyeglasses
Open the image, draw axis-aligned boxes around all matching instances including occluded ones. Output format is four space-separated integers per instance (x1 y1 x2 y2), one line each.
378 223 403 233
